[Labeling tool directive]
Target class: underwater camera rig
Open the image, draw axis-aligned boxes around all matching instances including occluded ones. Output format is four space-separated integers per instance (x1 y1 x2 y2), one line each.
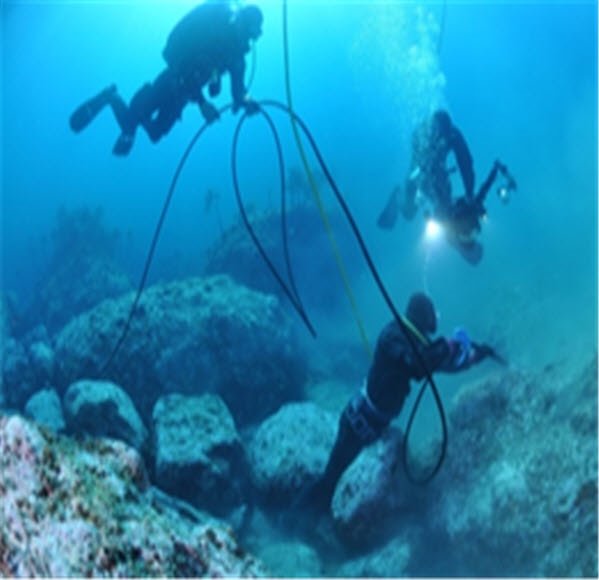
442 159 518 243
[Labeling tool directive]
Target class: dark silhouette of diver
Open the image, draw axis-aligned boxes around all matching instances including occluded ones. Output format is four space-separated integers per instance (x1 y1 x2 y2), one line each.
301 292 502 512
377 110 516 264
69 2 263 156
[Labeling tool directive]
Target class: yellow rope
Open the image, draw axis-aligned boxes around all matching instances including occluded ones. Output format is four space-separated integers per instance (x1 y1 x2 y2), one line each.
401 316 430 347
282 0 372 358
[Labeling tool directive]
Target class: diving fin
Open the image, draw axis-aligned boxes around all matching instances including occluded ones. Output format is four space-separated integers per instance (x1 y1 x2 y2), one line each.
69 85 116 133
377 186 401 230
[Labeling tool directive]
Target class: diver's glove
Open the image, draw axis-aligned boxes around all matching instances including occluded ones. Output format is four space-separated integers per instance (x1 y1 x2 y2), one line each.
243 99 260 115
233 97 260 116
199 101 220 124
451 327 472 368
472 341 507 366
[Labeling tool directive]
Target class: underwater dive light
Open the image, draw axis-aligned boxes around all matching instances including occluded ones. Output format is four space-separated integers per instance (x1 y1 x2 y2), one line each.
425 218 443 242
497 186 510 204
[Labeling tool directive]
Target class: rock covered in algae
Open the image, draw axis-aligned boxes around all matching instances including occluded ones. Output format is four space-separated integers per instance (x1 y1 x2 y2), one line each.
248 402 336 505
152 392 245 516
24 387 65 433
427 356 598 576
331 426 422 548
63 379 148 452
54 274 307 426
0 413 267 576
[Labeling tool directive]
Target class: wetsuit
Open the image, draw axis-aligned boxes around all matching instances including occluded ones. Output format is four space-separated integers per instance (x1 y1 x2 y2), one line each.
403 116 475 221
310 320 486 509
69 3 260 155
112 2 251 144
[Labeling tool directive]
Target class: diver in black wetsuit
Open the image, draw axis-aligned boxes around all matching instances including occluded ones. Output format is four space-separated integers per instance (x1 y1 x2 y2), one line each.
69 2 262 156
400 110 475 222
304 292 500 511
377 110 516 264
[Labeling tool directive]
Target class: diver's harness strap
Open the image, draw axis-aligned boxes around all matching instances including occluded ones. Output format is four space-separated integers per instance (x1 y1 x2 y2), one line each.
344 383 393 444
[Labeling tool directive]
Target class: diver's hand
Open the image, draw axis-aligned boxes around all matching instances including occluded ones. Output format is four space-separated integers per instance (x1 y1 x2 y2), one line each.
452 327 472 366
243 98 260 115
444 328 479 372
199 101 220 124
233 97 260 116
472 342 507 366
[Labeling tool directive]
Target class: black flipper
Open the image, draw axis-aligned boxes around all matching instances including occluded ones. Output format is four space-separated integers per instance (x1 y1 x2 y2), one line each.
377 186 401 230
69 85 116 133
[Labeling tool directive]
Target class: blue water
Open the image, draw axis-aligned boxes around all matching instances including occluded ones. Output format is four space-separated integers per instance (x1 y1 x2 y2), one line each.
3 0 597 396
1 0 597 574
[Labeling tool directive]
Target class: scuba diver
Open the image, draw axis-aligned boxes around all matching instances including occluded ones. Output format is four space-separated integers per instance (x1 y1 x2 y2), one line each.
69 2 263 156
377 109 517 264
302 292 502 512
446 158 517 261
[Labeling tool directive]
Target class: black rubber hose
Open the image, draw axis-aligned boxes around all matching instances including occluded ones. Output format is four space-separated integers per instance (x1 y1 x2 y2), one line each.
99 105 232 377
261 107 313 333
231 109 316 337
402 379 442 483
260 99 447 484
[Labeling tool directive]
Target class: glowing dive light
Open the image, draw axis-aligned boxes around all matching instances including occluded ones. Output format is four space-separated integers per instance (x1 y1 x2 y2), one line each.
425 218 443 241
497 186 510 204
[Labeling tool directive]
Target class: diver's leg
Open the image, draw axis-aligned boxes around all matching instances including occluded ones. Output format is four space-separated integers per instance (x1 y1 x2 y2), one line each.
401 179 418 220
111 69 183 148
69 84 117 132
139 72 185 143
112 70 175 155
111 82 158 156
304 412 364 512
141 96 184 143
377 185 402 229
107 92 136 135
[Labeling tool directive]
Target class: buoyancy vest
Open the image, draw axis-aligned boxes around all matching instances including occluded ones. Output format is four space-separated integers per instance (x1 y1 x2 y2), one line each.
163 2 233 75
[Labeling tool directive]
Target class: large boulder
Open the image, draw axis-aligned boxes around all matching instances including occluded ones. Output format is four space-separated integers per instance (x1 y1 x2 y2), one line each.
248 402 337 505
426 356 598 577
24 388 65 433
0 413 267 576
331 427 423 548
53 275 307 426
152 393 245 516
63 379 148 452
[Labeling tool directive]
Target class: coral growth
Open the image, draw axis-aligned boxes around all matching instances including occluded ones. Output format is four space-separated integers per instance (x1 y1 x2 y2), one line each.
0 413 267 576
